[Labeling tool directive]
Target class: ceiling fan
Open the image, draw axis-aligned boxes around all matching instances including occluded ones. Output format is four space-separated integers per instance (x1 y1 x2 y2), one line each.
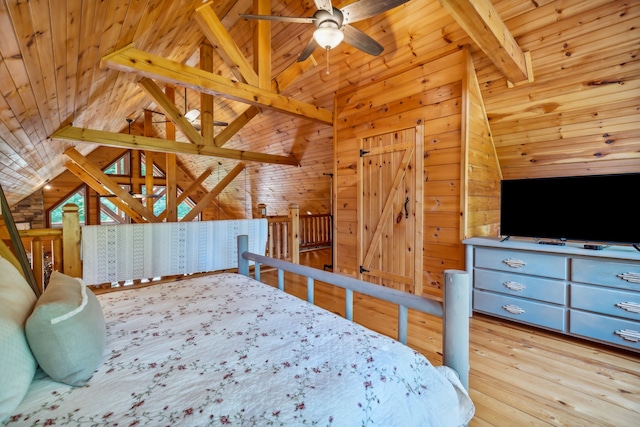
240 0 410 70
184 109 229 131
183 87 228 131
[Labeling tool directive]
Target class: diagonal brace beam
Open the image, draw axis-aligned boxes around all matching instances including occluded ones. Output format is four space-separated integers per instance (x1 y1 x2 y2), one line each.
52 125 299 166
101 45 332 125
440 0 533 85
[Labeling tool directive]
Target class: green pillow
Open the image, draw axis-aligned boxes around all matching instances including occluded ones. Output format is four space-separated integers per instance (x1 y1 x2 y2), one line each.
26 271 106 386
0 256 37 423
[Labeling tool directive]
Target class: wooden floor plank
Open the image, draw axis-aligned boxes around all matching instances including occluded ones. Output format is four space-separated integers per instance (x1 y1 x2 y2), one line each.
259 249 640 426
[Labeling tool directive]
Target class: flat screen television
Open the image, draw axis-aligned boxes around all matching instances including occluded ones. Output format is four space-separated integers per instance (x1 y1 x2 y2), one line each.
500 173 640 246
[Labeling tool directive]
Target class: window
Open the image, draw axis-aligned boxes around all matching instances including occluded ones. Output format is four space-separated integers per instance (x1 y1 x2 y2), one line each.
104 153 129 175
99 186 131 225
142 186 199 221
49 188 86 228
140 153 165 178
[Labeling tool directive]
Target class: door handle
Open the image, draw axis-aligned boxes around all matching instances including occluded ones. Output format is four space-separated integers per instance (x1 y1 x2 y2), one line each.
404 197 410 219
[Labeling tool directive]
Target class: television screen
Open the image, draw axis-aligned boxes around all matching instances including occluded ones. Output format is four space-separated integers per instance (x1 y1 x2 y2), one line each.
500 173 640 245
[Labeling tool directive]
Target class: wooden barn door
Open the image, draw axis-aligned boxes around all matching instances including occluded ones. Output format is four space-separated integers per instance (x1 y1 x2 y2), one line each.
358 126 423 294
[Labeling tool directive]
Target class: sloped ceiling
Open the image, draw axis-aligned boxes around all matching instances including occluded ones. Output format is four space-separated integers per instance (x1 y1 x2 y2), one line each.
0 0 638 211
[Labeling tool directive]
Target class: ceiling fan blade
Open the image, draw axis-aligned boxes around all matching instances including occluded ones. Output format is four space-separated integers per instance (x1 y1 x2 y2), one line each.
131 193 162 199
190 120 229 132
297 37 319 62
314 0 334 14
342 25 384 56
239 14 315 24
341 0 410 25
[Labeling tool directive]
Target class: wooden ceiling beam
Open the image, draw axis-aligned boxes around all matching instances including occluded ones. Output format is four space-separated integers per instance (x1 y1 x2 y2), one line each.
138 77 205 145
253 0 271 90
164 85 178 222
200 42 215 146
194 2 259 86
215 56 318 148
439 0 533 86
65 163 136 222
64 147 160 223
52 125 300 166
101 45 332 125
272 56 317 94
215 107 261 148
143 110 156 211
181 162 245 222
64 162 148 224
156 166 215 221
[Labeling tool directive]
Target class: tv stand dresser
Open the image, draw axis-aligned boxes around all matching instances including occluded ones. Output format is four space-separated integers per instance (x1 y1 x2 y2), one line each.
463 237 640 352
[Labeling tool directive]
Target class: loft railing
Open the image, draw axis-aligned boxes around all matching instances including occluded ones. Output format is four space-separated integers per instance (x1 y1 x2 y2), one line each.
0 204 81 293
2 202 332 291
258 203 332 263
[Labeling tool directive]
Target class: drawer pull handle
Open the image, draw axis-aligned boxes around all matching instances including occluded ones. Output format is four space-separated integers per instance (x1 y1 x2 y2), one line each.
502 304 525 315
503 258 526 268
614 329 640 342
617 272 640 284
503 281 526 291
615 302 640 314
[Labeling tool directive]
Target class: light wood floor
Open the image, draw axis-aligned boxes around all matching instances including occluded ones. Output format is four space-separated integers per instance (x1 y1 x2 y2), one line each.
259 249 640 426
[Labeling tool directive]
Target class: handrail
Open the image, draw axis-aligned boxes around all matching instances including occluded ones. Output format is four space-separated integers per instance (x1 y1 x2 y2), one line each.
260 205 332 262
242 249 443 317
19 229 63 238
237 234 470 391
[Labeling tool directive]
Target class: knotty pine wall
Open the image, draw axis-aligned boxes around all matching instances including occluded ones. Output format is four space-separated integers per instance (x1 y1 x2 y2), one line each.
464 50 503 239
334 48 500 296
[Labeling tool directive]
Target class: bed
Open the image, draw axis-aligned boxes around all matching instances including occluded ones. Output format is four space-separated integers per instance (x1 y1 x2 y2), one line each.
0 220 474 426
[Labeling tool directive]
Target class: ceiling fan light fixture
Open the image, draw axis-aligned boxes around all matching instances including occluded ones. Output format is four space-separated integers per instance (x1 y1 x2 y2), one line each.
313 24 344 50
185 109 200 122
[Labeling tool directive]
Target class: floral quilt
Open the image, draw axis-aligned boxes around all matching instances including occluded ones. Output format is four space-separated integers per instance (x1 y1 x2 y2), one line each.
7 273 474 426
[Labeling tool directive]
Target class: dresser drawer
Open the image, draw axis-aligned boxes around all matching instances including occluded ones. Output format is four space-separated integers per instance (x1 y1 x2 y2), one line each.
473 290 566 332
474 247 568 279
571 258 640 290
571 284 640 321
474 269 567 304
570 310 640 351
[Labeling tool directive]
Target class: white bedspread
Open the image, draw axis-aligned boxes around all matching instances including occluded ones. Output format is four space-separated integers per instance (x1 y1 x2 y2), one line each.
7 273 474 426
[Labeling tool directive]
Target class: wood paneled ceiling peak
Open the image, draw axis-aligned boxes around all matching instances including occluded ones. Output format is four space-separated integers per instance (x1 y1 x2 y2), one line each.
1 0 638 215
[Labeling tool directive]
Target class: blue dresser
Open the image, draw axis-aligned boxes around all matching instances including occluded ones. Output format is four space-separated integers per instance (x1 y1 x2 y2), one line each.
463 237 640 352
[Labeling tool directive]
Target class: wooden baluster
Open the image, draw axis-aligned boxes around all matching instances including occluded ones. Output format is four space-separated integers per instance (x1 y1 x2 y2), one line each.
62 204 81 278
268 221 274 258
281 222 287 260
289 203 299 264
52 235 62 273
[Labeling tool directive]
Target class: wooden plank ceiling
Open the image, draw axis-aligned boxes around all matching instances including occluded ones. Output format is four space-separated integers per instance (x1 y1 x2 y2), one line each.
0 0 638 213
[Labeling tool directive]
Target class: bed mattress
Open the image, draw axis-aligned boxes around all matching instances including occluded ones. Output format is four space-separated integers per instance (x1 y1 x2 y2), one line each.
6 273 474 426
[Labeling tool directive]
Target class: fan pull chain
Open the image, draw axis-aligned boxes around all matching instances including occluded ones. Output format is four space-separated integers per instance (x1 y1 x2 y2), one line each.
325 48 331 75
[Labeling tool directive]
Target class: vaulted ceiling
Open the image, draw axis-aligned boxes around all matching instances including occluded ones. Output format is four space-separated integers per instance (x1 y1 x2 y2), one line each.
1 0 638 212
